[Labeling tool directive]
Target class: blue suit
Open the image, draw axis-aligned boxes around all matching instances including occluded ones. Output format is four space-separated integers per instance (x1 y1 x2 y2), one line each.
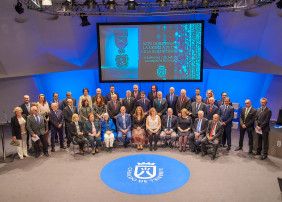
166 93 178 116
219 105 234 147
137 98 151 114
100 118 117 142
49 100 64 111
116 113 132 144
205 104 219 120
203 98 218 106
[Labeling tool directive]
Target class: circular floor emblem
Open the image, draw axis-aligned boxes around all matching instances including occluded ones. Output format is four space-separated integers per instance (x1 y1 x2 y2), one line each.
100 154 190 195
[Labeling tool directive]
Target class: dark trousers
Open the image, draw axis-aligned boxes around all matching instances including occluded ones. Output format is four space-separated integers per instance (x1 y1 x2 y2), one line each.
33 134 48 154
201 136 220 156
147 130 160 146
222 126 232 147
75 136 87 150
51 127 64 148
65 123 72 145
188 133 205 150
239 127 253 150
257 130 269 155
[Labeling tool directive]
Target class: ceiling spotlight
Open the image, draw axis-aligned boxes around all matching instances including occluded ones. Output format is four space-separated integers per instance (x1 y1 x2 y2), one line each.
181 0 189 6
42 0 52 6
202 0 209 7
277 0 282 9
106 0 117 10
125 0 138 10
84 0 97 9
157 0 169 7
80 14 90 27
15 0 24 14
62 0 74 11
208 12 218 24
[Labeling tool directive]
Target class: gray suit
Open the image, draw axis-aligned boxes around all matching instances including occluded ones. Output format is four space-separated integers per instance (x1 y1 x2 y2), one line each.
191 102 206 120
153 98 168 117
188 117 209 151
160 115 178 144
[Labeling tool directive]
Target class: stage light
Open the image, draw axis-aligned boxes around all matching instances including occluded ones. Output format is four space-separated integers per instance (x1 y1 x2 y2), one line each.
208 12 218 24
106 0 117 10
15 1 24 14
125 0 138 10
181 0 189 6
157 0 169 7
202 0 209 7
42 0 52 6
80 14 90 27
84 0 97 9
277 0 282 9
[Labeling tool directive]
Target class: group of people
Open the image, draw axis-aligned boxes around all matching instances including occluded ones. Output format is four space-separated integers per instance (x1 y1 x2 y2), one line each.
10 85 272 160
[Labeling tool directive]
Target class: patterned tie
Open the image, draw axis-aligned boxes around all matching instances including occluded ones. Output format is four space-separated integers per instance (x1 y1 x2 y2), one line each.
55 111 59 118
167 116 171 131
210 122 216 137
181 97 184 106
244 107 249 121
36 115 40 125
196 104 199 113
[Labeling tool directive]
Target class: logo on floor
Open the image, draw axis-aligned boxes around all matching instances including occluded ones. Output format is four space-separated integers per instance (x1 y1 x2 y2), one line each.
100 154 190 195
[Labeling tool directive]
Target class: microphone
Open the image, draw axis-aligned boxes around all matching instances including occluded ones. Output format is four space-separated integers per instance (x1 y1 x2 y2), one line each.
3 111 8 123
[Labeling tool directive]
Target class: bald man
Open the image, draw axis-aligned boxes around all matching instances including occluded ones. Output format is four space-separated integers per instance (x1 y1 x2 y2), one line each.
166 87 178 116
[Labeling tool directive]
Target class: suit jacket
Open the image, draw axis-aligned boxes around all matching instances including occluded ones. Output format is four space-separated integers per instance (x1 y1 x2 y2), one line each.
205 104 219 120
191 102 206 118
101 118 117 141
191 95 202 103
63 106 78 127
19 103 30 116
255 107 272 132
131 91 141 101
49 100 64 111
116 113 131 132
206 121 224 140
26 113 48 136
203 98 218 106
107 100 121 119
239 107 256 129
106 92 120 103
153 98 168 116
84 120 101 136
11 114 27 139
166 94 179 116
137 98 151 114
217 99 233 107
121 97 137 116
48 109 64 130
70 121 84 137
148 92 158 106
219 105 234 128
62 98 77 108
192 117 209 136
161 115 177 131
176 96 191 115
92 94 106 105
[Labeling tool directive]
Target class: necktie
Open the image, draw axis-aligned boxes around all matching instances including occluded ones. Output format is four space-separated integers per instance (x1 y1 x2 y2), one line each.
196 104 199 113
143 99 145 106
210 105 212 113
196 119 202 132
244 108 249 121
114 102 116 110
36 115 40 125
123 116 126 129
210 122 216 137
159 99 161 107
170 95 173 105
167 116 171 131
181 97 184 106
153 93 156 98
26 104 30 113
261 107 264 112
223 106 227 117
207 99 209 104
55 111 58 118
135 93 137 100
128 98 130 105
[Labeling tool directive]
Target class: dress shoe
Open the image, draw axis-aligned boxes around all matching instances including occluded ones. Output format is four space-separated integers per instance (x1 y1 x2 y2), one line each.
162 142 168 148
183 148 186 152
211 155 216 160
92 149 96 155
44 153 49 157
109 147 113 153
179 148 182 152
124 143 128 148
190 148 195 152
67 144 70 148
154 145 158 151
95 148 99 153
195 149 199 154
169 142 173 148
35 153 40 158
248 150 254 155
149 145 153 151
201 152 207 157
253 152 261 156
51 147 55 152
222 145 227 148
60 146 66 149
227 147 231 151
140 144 143 150
24 154 30 158
235 147 242 151
260 155 267 160
55 139 59 143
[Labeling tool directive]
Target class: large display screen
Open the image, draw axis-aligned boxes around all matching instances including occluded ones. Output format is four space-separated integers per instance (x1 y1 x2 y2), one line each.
97 21 204 82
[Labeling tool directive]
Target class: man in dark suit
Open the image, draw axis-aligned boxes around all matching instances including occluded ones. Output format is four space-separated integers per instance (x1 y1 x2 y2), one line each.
153 91 168 117
106 85 120 103
166 87 178 116
49 93 64 111
176 89 191 117
188 110 209 154
26 106 49 158
20 95 31 150
147 84 158 106
62 92 76 108
203 90 217 106
160 108 178 147
217 92 233 106
205 97 219 120
137 92 151 115
63 99 78 147
107 94 121 124
49 103 66 152
191 88 201 103
122 90 136 116
254 98 272 160
92 88 106 105
190 95 206 123
131 84 141 101
116 106 132 147
201 114 224 160
219 97 234 150
235 99 256 154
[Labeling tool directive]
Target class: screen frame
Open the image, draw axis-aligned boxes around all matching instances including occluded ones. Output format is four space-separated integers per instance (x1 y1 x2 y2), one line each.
97 20 204 83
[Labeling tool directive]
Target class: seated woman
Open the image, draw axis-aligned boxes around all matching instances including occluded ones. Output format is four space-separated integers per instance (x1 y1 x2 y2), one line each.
132 106 147 150
93 95 106 121
11 107 30 160
84 113 101 155
79 98 92 124
177 108 193 152
100 113 116 152
70 114 87 155
146 108 161 151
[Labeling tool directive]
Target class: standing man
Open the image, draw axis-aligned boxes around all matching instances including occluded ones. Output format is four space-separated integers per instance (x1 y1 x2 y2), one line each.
176 89 191 117
49 92 64 111
205 97 219 120
191 88 202 103
122 90 136 116
63 99 78 147
49 103 66 152
137 92 151 116
254 98 272 160
62 92 76 108
160 108 178 148
219 97 234 150
153 91 168 118
235 99 256 154
107 94 121 124
92 88 106 104
106 85 120 103
166 87 178 116
26 106 49 158
190 95 206 123
131 84 141 101
217 92 233 106
148 85 158 106
116 106 132 148
20 95 31 150
203 90 217 106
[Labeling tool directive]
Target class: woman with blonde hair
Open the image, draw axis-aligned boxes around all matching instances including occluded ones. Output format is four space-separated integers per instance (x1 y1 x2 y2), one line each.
177 108 193 152
132 106 147 150
146 107 161 151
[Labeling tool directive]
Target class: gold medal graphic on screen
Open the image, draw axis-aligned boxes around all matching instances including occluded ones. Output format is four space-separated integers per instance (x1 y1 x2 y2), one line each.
114 29 129 67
